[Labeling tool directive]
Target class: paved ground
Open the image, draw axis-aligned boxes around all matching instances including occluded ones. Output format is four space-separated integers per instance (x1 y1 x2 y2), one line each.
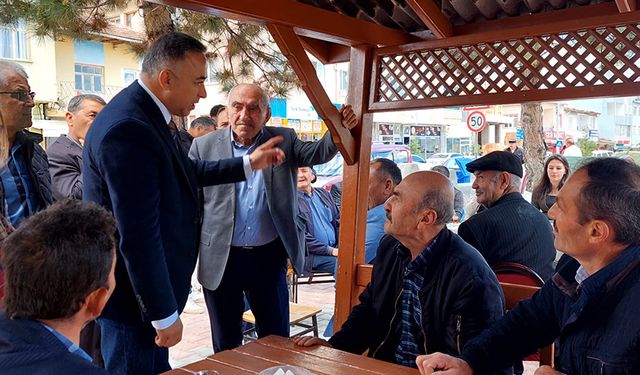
169 280 336 368
169 280 538 374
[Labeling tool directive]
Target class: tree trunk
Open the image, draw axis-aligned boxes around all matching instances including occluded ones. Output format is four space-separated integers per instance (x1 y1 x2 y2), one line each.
141 2 174 44
521 103 545 191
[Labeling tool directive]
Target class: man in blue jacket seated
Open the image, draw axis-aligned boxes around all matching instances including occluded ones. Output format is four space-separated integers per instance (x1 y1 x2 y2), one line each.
0 200 116 374
297 166 340 275
417 157 640 375
294 171 505 370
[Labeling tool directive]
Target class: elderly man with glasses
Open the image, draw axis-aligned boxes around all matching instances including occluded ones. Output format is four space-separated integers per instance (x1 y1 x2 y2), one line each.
0 60 52 228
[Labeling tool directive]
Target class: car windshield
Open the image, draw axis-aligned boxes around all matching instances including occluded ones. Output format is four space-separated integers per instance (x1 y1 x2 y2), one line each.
315 153 344 177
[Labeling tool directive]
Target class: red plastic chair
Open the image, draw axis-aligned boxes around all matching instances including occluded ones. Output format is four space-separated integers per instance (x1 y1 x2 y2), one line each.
492 262 553 367
492 262 544 287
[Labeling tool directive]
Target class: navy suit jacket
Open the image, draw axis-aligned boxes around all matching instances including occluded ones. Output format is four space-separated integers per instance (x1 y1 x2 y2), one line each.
83 81 245 324
0 313 106 374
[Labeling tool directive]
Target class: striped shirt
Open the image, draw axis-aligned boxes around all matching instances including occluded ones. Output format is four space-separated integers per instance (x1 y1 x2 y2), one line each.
395 234 439 367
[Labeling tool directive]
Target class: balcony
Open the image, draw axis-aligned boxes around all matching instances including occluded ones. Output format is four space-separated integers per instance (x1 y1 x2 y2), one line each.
58 81 124 107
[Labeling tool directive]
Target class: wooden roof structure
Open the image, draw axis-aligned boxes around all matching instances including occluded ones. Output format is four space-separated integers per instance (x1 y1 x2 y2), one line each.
153 0 640 329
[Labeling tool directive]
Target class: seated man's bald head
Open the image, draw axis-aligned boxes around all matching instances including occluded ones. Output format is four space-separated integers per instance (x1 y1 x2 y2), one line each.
405 171 454 224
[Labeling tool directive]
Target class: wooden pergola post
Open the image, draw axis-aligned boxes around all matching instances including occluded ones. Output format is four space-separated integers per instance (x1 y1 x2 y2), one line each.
334 45 374 329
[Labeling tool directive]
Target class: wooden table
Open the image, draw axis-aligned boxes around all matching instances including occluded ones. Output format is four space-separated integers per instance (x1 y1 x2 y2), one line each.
164 335 420 375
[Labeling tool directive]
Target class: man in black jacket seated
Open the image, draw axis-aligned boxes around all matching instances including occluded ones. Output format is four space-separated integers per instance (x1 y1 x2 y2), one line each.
416 158 640 375
458 151 556 281
294 171 505 370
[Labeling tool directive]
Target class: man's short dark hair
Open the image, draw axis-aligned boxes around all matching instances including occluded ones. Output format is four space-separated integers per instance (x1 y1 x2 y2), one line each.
190 116 216 130
141 32 206 76
431 165 450 178
372 158 402 185
577 158 640 245
2 200 117 320
67 94 106 114
210 104 226 118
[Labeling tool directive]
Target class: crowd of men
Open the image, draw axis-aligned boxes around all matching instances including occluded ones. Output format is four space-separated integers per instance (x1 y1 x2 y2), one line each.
1 30 639 375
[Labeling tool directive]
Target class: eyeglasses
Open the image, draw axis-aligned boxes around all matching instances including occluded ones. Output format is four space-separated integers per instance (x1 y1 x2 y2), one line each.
0 90 35 102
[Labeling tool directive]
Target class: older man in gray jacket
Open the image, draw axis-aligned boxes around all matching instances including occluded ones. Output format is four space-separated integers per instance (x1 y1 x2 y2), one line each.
189 83 356 352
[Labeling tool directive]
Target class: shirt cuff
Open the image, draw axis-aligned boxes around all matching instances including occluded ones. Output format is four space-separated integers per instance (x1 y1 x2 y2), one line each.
151 311 179 330
242 155 253 178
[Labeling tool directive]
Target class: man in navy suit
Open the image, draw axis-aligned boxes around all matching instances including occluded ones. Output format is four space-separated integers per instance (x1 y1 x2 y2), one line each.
0 200 116 375
83 32 284 374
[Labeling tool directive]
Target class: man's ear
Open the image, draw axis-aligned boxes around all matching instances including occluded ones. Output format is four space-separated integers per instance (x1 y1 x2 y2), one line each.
264 107 271 124
65 112 74 127
157 69 172 90
418 209 437 228
384 180 394 195
499 171 511 190
588 220 612 245
84 287 111 320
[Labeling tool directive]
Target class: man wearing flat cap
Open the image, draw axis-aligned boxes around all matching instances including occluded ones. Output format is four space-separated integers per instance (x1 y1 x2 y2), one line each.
458 151 556 280
504 139 524 163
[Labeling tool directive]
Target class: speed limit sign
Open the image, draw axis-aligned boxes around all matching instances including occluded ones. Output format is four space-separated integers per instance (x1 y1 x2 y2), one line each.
467 111 486 133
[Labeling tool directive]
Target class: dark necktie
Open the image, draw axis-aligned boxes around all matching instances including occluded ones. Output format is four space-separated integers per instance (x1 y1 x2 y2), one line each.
167 119 182 154
167 119 178 138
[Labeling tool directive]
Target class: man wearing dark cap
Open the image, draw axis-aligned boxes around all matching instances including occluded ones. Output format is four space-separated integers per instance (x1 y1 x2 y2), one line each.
296 166 340 275
504 139 524 163
458 151 555 280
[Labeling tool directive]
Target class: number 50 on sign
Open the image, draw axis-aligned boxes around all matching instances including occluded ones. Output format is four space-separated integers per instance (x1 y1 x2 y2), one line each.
466 111 486 133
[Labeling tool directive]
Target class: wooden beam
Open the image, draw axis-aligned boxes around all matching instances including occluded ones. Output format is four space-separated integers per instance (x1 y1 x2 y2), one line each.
405 0 453 38
368 83 640 112
149 0 418 46
299 36 351 64
379 3 640 53
334 45 374 331
616 0 637 12
267 24 356 165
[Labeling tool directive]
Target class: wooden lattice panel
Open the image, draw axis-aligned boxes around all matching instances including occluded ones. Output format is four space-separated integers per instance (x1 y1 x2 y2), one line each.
372 23 640 110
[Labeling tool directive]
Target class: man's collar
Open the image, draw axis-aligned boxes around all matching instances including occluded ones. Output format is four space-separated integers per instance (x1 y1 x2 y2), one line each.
487 191 521 208
137 79 171 125
231 128 264 149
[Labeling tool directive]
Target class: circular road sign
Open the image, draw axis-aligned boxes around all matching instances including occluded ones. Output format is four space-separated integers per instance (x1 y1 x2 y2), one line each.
467 111 487 133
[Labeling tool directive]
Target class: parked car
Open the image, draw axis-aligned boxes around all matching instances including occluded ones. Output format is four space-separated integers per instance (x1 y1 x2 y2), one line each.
592 150 614 157
412 154 427 163
442 157 474 184
424 152 464 169
313 144 413 189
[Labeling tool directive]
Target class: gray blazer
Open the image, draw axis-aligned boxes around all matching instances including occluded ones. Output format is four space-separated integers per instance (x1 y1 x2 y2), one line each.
47 134 83 200
189 126 338 290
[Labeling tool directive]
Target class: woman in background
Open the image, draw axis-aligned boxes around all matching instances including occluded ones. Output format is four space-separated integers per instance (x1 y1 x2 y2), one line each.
531 154 570 218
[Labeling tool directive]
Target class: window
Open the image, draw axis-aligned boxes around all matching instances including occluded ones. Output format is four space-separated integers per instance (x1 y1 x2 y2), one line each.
205 61 217 84
339 70 348 91
0 20 28 60
75 64 104 93
124 12 135 27
312 61 325 83
123 69 139 86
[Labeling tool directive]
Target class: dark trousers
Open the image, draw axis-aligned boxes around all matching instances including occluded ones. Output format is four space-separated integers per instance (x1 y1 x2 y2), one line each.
97 318 170 375
204 239 290 352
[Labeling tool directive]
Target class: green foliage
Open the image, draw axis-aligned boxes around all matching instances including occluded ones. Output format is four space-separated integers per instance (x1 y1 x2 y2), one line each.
0 0 299 96
577 138 597 157
0 0 128 40
408 139 422 156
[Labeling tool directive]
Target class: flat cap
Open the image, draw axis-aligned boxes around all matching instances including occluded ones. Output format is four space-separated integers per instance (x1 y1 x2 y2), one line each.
466 151 523 177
